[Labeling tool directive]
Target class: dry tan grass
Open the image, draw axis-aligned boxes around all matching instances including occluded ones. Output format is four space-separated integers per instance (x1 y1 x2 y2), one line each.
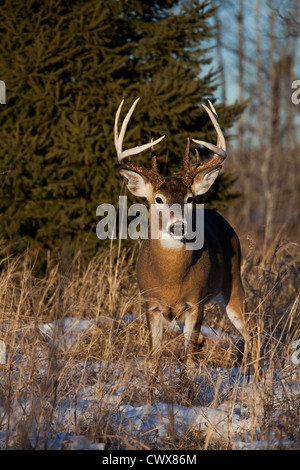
0 236 299 450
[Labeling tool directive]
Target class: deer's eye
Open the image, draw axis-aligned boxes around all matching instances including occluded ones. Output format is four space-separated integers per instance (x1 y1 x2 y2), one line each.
155 197 163 204
186 196 193 204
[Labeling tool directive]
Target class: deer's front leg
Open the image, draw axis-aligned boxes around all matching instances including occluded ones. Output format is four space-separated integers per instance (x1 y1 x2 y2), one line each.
183 304 203 380
146 303 164 384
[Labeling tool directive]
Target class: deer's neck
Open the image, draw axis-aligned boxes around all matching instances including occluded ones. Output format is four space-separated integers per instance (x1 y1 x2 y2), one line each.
149 238 193 284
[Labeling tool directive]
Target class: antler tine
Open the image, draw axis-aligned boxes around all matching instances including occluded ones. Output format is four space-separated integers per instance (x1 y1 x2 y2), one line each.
192 101 226 159
114 97 166 164
151 138 161 176
183 138 190 173
207 99 217 115
207 100 221 148
182 101 226 187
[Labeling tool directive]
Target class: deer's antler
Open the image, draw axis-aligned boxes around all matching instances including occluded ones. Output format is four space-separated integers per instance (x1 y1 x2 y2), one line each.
114 98 166 186
182 100 227 187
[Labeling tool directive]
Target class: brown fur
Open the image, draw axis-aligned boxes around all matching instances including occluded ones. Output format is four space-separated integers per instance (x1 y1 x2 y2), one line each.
133 177 262 381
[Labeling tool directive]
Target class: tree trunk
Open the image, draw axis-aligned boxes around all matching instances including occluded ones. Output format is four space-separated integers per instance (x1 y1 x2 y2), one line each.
237 0 244 149
263 3 278 249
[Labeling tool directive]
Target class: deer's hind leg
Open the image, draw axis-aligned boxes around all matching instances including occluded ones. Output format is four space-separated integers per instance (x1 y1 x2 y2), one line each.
222 275 262 379
222 277 249 340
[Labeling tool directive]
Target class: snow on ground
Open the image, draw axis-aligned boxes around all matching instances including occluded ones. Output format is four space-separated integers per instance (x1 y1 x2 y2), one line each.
0 316 299 450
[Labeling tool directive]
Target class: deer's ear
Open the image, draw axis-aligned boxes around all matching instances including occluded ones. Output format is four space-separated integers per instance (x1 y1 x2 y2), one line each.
120 169 152 198
191 167 221 196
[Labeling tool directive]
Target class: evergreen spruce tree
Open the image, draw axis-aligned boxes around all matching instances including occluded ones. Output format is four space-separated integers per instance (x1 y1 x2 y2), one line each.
0 0 244 265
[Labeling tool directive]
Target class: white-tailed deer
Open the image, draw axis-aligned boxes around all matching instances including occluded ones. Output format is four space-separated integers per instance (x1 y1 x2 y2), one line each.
114 98 262 383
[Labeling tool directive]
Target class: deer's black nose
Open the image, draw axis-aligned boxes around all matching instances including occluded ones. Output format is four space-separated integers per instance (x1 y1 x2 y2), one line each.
169 223 185 238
